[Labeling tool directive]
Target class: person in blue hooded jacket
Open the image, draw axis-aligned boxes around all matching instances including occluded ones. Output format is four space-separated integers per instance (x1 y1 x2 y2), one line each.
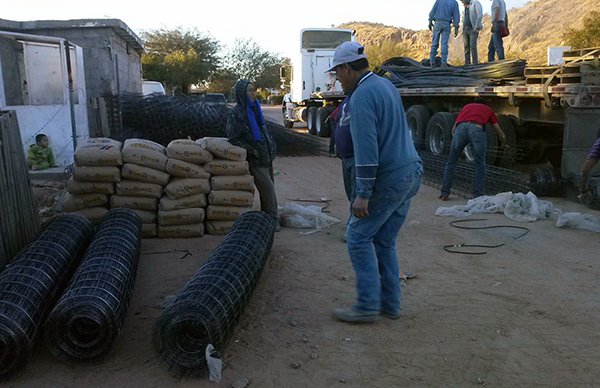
226 79 279 229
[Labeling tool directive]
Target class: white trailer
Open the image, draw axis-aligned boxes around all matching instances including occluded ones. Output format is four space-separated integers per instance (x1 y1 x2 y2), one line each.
280 28 354 136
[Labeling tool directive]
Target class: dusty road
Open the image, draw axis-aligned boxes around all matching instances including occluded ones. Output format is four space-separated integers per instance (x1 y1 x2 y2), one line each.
9 154 600 387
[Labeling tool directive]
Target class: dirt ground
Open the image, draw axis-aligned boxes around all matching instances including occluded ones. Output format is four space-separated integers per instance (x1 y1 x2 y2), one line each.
6 150 600 388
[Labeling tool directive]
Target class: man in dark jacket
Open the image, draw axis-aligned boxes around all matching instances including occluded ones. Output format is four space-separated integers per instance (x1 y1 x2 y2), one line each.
226 79 279 229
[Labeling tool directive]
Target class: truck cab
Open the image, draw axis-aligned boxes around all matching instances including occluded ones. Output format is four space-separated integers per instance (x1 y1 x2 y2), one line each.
281 28 355 136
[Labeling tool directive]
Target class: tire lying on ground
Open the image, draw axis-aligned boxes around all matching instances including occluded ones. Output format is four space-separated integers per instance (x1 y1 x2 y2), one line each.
406 105 431 150
426 112 455 156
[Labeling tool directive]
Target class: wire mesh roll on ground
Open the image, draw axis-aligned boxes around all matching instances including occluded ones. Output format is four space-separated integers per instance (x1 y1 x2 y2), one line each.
44 208 142 364
0 214 93 377
152 211 276 376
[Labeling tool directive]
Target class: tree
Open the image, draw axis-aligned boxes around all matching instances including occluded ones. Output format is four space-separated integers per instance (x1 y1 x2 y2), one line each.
226 39 283 90
141 27 220 94
207 68 239 97
563 11 600 49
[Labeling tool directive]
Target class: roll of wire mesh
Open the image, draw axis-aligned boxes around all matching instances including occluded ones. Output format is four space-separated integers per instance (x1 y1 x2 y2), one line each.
0 214 94 377
152 211 276 376
44 208 142 364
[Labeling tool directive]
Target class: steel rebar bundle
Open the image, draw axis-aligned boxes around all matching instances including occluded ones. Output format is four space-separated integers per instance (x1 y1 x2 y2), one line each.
117 93 228 145
0 214 93 377
44 209 142 364
419 150 531 198
376 57 527 88
152 211 276 376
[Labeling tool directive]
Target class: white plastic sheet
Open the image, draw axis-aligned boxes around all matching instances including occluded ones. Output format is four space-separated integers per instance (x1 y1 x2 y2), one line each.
435 191 600 233
279 202 341 235
205 344 222 382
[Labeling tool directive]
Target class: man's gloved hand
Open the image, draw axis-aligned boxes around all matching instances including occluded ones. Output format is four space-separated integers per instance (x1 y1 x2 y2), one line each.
454 26 459 37
579 190 593 205
428 20 434 31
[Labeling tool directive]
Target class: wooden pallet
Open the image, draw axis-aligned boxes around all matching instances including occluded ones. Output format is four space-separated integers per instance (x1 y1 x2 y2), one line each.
562 47 600 64
524 58 600 86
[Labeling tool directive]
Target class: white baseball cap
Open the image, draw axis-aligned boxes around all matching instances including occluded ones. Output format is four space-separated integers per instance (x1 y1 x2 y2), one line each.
326 41 367 72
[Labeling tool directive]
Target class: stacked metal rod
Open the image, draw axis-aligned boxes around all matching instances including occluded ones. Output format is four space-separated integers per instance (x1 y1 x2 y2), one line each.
0 214 93 377
44 208 142 364
152 211 276 376
376 57 527 88
266 121 328 157
419 150 531 198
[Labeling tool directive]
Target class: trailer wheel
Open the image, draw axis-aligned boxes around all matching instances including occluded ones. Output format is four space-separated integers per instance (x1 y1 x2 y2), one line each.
316 107 330 137
406 105 431 149
494 115 517 168
282 106 294 128
426 112 455 156
307 107 318 135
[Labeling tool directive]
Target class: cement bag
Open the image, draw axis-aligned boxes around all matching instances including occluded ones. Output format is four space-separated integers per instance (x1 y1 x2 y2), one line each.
165 178 211 200
74 138 123 167
67 178 115 195
166 158 211 179
116 180 163 199
122 146 168 171
205 220 235 235
121 163 170 186
142 223 158 238
72 206 109 224
210 174 255 192
62 193 109 212
124 138 166 154
160 193 207 211
197 137 247 162
166 139 214 164
158 208 206 226
208 190 253 207
131 209 157 224
158 223 205 238
73 166 121 183
204 160 249 176
206 205 251 221
110 195 158 211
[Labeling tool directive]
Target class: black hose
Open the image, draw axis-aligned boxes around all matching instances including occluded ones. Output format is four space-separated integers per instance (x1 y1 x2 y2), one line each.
443 218 530 255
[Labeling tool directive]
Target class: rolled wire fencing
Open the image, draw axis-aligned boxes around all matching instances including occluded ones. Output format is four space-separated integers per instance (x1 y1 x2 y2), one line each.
152 211 276 376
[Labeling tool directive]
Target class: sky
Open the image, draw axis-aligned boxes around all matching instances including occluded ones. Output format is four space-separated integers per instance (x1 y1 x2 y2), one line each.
2 0 531 58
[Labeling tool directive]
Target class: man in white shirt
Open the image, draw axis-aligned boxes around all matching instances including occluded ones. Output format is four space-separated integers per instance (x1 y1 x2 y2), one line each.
462 0 483 65
488 0 508 61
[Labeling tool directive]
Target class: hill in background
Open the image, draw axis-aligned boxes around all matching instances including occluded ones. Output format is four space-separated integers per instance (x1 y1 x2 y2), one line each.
339 0 598 66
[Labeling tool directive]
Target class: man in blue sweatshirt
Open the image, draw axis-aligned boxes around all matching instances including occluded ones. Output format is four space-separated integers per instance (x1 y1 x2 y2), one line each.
429 0 460 67
327 42 423 322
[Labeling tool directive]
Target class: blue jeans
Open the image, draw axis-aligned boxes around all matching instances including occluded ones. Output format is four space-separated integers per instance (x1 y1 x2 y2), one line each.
345 166 422 314
440 122 486 198
463 28 479 65
430 20 451 65
487 22 505 61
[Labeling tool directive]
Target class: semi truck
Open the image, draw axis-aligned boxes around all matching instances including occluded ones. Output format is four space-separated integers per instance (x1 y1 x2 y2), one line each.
280 28 354 136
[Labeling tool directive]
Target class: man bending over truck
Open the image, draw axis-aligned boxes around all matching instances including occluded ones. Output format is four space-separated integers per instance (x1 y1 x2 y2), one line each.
439 98 508 200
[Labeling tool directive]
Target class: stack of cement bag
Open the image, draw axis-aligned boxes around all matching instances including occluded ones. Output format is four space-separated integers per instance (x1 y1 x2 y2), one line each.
64 138 122 224
114 139 169 238
158 139 213 238
198 137 254 235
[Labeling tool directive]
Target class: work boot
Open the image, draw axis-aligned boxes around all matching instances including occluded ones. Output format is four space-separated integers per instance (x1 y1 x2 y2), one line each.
381 310 400 320
332 307 379 323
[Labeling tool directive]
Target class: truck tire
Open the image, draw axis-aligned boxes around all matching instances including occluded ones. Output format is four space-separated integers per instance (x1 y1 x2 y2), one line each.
463 125 499 165
316 107 330 137
282 106 294 128
426 112 455 156
494 115 517 168
307 107 318 135
406 105 431 149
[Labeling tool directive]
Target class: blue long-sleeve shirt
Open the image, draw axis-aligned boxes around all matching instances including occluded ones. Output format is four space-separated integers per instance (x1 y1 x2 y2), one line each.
348 72 422 200
429 0 460 28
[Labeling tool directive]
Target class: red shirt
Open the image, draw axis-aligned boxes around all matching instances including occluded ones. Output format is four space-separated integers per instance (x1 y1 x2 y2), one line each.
455 103 498 126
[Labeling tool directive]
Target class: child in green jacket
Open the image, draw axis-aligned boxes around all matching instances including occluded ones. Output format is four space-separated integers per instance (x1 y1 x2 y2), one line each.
26 134 56 170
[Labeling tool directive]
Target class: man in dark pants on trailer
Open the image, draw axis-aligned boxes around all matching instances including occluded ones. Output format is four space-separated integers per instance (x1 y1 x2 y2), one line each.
439 98 509 200
327 42 423 322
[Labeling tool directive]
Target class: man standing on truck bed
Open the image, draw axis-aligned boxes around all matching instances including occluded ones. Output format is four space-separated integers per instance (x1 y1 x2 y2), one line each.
462 0 483 65
439 98 508 200
429 0 460 67
488 0 508 61
327 41 423 322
